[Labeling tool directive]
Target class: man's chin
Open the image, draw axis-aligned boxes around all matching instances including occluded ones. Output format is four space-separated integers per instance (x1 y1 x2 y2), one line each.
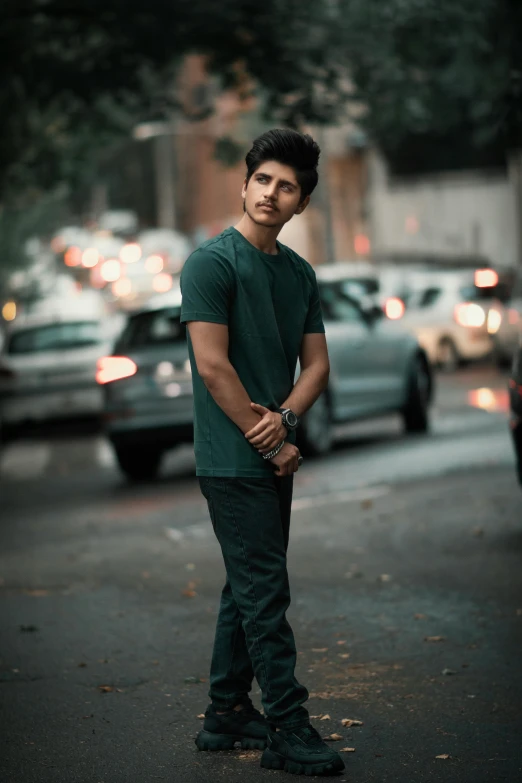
249 210 283 227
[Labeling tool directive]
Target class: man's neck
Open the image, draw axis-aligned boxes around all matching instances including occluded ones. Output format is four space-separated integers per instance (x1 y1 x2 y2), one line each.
234 214 281 255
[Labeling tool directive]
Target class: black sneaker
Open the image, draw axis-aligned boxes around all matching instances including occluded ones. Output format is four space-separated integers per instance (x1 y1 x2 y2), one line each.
195 703 268 751
261 724 345 776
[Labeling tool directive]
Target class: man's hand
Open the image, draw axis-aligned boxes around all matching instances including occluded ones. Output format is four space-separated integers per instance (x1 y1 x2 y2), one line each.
270 442 301 476
245 403 287 452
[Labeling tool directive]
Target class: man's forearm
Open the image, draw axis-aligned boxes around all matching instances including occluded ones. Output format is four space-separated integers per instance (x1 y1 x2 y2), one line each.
281 364 329 418
200 360 262 434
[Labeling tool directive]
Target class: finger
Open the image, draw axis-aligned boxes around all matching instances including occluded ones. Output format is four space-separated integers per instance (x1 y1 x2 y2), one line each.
245 421 271 440
250 403 270 415
250 432 276 447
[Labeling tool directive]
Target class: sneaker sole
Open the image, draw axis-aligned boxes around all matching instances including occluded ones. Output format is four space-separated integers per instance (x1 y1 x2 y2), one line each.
261 747 345 776
195 730 266 751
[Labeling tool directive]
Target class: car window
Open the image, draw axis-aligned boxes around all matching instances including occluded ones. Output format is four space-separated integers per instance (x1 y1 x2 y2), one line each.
115 307 185 350
7 321 101 354
319 285 364 323
418 287 442 307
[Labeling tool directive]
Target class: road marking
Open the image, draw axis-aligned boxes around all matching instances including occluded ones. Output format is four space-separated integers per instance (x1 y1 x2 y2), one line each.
96 438 116 468
292 484 390 512
0 442 50 480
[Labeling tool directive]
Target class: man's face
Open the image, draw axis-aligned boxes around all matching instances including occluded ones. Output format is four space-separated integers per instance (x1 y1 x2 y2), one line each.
242 160 310 228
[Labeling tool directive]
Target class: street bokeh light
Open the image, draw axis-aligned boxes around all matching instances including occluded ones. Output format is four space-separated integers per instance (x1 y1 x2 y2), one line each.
145 254 164 274
100 259 122 283
120 243 142 264
152 272 173 293
81 248 99 268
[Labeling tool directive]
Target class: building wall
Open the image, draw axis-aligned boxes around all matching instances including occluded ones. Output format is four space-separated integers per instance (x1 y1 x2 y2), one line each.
368 151 518 269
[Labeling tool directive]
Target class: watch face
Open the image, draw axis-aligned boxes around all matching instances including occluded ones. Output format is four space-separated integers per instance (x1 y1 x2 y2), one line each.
285 411 298 428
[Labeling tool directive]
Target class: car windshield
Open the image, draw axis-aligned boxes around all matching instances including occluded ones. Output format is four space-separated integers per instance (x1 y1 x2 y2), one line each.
115 307 186 350
7 321 102 355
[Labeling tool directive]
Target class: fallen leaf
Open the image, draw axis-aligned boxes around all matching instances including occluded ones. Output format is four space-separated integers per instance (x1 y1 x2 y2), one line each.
336 640 347 646
361 499 373 510
472 527 484 537
338 653 350 659
141 571 150 579
185 563 196 571
320 714 331 721
23 589 49 597
312 648 328 653
197 714 205 719
324 733 343 741
77 662 87 668
340 747 356 752
436 754 450 760
341 718 364 727
516 609 522 617
19 625 39 633
378 574 392 582
97 685 114 693
414 613 427 620
425 636 446 643
182 589 197 598
441 668 457 676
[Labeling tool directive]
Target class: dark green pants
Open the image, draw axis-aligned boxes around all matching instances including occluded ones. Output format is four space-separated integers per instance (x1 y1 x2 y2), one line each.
199 476 309 730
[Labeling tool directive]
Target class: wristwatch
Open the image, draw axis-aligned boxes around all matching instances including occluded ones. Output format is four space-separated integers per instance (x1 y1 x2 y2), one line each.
278 407 299 432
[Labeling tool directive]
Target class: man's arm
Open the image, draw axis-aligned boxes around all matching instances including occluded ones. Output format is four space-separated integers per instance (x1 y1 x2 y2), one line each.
187 320 300 475
280 332 330 417
187 321 262 434
245 333 329 449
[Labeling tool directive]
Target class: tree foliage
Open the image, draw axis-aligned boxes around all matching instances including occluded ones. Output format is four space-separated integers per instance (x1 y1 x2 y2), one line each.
1 0 521 198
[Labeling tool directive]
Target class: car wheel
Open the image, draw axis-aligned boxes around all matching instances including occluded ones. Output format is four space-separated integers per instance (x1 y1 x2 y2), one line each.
298 392 333 456
113 444 163 481
403 356 431 434
436 337 460 372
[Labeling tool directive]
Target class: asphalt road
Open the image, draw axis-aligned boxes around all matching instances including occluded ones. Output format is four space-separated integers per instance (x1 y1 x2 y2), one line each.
1 366 521 783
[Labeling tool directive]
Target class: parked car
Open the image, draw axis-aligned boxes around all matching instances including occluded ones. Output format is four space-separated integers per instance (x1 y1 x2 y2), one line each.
0 296 124 438
98 283 433 480
509 338 522 485
387 269 503 371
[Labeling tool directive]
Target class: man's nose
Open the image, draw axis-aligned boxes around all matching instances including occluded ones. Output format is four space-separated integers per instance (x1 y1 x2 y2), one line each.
264 182 278 200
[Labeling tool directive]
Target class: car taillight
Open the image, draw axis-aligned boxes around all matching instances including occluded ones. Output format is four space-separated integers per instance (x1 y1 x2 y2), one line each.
487 308 502 334
96 356 137 384
384 297 405 320
454 302 486 328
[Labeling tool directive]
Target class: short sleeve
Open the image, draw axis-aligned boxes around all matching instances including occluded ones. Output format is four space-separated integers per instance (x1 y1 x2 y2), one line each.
303 269 325 334
180 248 234 325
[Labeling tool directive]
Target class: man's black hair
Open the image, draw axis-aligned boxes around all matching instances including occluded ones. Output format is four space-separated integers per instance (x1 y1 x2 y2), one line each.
245 129 320 201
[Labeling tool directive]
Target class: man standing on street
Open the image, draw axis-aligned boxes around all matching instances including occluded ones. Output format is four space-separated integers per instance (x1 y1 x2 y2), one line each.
180 129 344 776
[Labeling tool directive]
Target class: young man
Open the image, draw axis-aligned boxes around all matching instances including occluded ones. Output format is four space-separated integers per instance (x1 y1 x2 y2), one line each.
180 129 344 776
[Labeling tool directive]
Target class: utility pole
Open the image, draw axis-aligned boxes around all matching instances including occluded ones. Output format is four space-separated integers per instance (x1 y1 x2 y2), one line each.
508 149 522 269
315 127 336 264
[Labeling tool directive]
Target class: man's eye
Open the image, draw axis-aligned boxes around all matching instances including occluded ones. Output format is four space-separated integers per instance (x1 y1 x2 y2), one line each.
257 176 267 182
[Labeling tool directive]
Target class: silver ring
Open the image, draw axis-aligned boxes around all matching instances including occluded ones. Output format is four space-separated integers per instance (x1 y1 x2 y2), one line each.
297 456 304 467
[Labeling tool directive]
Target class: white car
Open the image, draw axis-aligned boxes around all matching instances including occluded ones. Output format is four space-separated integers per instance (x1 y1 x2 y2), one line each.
317 264 504 371
0 295 124 437
395 270 504 370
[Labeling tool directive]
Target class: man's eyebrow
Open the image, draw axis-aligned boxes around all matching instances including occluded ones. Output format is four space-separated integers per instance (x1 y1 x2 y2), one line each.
255 171 297 189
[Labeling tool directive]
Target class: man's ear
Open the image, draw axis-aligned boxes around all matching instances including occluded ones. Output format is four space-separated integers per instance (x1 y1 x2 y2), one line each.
241 178 248 199
295 195 310 215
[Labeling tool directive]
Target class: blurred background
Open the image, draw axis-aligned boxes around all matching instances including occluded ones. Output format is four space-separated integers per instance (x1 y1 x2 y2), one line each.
1 4 522 781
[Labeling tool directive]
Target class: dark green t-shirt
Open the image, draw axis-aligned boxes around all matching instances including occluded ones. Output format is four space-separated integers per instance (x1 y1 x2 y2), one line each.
180 226 325 477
